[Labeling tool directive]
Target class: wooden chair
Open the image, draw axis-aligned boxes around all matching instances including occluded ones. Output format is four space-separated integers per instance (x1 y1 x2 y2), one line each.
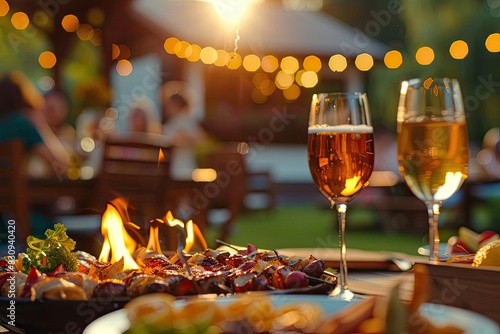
0 140 31 243
90 135 174 227
198 146 249 241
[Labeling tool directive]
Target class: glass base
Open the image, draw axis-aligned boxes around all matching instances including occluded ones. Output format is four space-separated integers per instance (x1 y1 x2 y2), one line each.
329 286 358 301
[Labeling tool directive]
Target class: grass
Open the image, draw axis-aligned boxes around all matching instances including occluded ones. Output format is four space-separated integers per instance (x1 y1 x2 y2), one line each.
205 205 445 256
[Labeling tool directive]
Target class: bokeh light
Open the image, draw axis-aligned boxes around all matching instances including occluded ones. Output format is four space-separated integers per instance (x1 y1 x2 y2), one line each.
214 49 230 66
449 40 469 59
283 84 301 101
118 44 130 59
80 137 96 153
328 54 348 72
253 73 275 96
164 37 180 54
243 54 261 72
116 59 133 76
384 50 403 69
261 55 279 73
253 73 269 88
61 14 79 32
415 46 435 65
200 47 218 64
111 43 120 60
300 71 318 88
186 44 202 62
303 55 322 73
226 53 242 69
80 165 95 180
76 23 94 41
485 33 500 52
37 76 55 92
0 0 9 17
90 29 102 46
38 51 57 69
11 12 29 30
275 71 294 89
354 53 374 71
280 56 299 74
174 40 190 58
260 79 276 96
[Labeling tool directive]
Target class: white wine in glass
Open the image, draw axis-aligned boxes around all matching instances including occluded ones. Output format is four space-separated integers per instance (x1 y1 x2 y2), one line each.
308 92 374 300
397 78 469 261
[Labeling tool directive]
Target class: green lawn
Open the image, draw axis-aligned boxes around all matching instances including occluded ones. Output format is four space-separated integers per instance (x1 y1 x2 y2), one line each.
205 206 453 256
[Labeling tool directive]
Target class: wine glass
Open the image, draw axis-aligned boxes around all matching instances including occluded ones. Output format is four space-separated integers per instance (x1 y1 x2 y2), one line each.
397 78 469 262
308 92 374 300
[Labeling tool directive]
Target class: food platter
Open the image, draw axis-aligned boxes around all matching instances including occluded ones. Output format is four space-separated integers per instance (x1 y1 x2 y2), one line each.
83 295 500 334
0 282 334 334
84 294 356 334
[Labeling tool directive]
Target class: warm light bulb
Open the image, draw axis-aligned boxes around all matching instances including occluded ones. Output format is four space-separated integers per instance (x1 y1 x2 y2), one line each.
384 50 403 69
449 40 469 59
415 46 435 65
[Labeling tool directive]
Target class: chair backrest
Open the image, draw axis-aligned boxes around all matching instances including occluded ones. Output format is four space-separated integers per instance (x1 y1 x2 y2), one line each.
91 135 174 223
197 144 249 241
0 139 31 242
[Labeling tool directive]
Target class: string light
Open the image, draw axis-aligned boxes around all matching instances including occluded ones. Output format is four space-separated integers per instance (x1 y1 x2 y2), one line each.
415 46 435 65
2 7 497 103
11 12 29 29
384 50 403 69
485 33 500 52
39 51 57 69
0 0 9 17
449 40 469 59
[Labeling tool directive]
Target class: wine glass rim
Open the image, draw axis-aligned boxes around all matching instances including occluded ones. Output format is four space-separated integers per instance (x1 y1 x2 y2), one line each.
314 92 366 98
401 77 459 87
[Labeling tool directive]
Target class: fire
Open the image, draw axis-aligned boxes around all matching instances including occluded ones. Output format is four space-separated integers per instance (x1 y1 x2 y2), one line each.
98 202 139 270
163 211 208 253
157 147 165 167
98 198 208 269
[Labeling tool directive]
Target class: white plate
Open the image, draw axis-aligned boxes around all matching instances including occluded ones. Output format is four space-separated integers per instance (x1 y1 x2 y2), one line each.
420 303 499 334
83 295 500 334
83 295 353 334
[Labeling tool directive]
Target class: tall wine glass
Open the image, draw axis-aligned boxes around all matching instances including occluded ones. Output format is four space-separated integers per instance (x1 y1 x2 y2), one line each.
397 78 469 262
308 92 374 300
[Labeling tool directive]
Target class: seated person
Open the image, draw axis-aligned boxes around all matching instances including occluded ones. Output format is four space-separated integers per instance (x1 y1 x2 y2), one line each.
42 90 77 152
0 71 72 179
128 96 162 135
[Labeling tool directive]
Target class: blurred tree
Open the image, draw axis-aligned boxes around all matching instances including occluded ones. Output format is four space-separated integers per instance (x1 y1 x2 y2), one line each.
0 8 105 125
0 18 51 83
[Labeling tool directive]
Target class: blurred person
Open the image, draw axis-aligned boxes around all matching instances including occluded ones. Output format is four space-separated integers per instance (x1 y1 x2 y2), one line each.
0 71 72 179
160 82 210 180
127 96 162 134
161 90 207 147
42 90 77 150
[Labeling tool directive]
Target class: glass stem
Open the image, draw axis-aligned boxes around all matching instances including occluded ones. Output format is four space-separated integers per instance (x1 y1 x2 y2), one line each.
336 203 349 291
427 203 441 262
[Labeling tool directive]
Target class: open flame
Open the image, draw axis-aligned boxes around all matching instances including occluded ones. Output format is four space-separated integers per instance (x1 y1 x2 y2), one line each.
98 198 208 269
163 211 208 253
98 201 139 270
